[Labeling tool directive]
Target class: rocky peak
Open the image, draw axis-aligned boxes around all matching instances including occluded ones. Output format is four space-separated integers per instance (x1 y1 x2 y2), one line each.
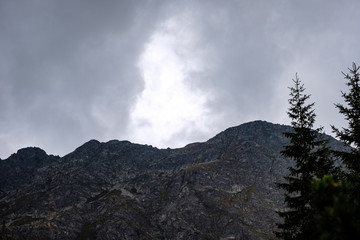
62 139 101 159
0 121 346 240
0 147 59 194
8 147 49 162
209 120 289 143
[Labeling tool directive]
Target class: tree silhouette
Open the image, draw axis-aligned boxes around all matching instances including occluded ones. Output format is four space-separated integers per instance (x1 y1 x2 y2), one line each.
276 74 335 239
332 63 360 181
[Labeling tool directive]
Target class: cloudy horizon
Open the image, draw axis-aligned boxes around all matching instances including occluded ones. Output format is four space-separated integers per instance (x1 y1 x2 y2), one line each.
1 0 359 159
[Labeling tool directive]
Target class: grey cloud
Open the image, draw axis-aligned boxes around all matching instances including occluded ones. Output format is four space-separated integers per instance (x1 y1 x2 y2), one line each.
174 0 360 133
173 1 289 129
0 0 166 157
1 0 360 158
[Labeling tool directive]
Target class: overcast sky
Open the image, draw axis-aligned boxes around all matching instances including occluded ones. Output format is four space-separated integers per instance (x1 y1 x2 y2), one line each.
1 0 359 158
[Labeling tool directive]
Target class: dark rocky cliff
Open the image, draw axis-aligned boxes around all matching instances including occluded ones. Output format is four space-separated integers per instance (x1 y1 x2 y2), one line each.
0 121 344 239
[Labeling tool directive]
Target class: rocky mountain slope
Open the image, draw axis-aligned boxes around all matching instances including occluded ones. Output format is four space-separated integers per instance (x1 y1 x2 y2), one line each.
0 121 345 240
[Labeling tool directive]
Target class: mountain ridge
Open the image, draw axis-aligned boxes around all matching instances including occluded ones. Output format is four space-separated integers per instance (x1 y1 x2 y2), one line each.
0 120 344 239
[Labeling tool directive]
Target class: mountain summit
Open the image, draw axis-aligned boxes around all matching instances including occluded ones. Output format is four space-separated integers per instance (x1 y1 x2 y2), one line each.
0 121 343 239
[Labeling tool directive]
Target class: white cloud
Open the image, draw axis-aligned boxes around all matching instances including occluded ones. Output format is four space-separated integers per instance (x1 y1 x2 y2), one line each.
128 15 211 148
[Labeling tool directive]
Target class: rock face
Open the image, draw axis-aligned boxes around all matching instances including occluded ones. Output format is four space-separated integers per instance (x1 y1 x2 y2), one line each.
0 121 345 239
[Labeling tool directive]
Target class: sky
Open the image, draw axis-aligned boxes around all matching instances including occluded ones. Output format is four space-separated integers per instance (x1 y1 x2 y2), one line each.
1 0 360 158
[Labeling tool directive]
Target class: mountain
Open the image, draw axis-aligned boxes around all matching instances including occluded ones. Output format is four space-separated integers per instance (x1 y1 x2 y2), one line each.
0 121 345 240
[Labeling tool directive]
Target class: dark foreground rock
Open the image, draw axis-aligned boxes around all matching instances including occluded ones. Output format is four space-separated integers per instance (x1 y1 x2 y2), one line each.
0 121 345 239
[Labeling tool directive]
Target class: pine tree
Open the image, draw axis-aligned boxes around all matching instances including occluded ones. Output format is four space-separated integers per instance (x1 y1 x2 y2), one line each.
332 62 360 197
276 74 335 239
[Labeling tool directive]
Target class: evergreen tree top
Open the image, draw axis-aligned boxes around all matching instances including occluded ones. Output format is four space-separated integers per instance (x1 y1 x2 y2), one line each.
287 74 316 130
332 62 360 173
333 62 360 148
